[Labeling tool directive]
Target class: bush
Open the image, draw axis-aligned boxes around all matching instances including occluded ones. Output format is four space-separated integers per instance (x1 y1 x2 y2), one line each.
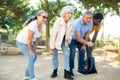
96 39 104 48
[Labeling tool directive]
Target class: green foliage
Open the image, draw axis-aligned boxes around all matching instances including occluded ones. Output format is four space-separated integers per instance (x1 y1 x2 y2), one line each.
78 0 120 15
96 39 104 48
0 34 9 43
0 0 30 32
34 0 79 50
2 0 120 49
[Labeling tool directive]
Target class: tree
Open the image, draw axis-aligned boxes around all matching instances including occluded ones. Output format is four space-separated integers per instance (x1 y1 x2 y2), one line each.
36 0 75 51
0 0 30 32
78 0 120 15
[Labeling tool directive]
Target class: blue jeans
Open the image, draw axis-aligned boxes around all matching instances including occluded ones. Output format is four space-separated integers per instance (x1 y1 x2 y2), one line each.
52 42 70 71
16 41 37 79
69 39 85 71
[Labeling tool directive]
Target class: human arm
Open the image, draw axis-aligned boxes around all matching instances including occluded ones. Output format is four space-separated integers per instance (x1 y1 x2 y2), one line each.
27 29 34 57
49 19 59 55
33 38 40 52
76 32 86 44
81 31 91 50
33 25 45 52
91 30 99 43
90 30 99 51
84 31 91 41
76 32 93 47
65 21 74 45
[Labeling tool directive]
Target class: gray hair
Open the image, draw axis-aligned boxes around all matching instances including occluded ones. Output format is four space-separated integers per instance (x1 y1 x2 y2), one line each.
24 10 48 26
60 6 74 18
36 10 48 16
82 11 92 16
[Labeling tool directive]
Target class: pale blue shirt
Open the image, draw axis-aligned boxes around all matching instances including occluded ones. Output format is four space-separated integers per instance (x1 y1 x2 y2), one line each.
72 17 93 40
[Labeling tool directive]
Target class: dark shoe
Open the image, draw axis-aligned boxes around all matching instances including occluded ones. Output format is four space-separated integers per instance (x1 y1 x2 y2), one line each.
64 69 74 80
70 70 75 77
78 70 88 75
50 68 58 78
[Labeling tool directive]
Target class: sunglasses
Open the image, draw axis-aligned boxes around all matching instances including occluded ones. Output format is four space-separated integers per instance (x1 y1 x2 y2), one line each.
42 16 48 19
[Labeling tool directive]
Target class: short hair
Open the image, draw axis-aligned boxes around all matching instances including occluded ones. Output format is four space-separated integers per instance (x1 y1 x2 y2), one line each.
93 12 104 20
82 11 92 16
60 6 74 18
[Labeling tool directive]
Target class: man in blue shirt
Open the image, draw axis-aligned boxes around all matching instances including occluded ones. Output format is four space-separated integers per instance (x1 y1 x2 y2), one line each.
69 11 94 77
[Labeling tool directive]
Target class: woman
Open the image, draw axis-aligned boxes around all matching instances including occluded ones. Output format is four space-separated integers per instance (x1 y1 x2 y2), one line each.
50 6 74 79
16 10 48 80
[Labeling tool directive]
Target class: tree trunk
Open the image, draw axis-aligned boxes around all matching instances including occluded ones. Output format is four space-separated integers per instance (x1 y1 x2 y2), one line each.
45 0 50 51
45 21 50 51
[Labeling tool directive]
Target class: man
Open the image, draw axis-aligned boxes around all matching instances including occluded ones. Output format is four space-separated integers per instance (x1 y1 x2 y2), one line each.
86 12 104 58
69 11 94 77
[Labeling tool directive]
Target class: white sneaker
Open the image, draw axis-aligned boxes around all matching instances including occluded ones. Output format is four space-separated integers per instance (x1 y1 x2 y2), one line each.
31 77 37 80
24 76 30 79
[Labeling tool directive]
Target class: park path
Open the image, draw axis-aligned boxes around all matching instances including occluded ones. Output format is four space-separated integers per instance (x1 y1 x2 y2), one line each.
0 49 120 80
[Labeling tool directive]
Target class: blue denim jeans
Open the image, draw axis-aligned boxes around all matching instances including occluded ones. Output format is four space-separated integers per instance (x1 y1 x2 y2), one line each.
52 42 70 71
69 39 85 71
16 41 37 79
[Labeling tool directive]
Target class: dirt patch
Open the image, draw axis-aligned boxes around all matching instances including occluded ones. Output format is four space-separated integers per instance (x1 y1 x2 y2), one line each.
112 55 120 61
93 48 120 62
93 48 107 56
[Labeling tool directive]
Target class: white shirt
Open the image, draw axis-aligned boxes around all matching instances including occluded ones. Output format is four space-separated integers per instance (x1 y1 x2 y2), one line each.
16 20 46 44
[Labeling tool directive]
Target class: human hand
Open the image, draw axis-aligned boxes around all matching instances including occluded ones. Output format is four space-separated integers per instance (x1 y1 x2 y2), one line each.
66 39 69 45
50 49 54 55
30 51 34 58
81 45 86 50
86 41 94 47
33 48 37 53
